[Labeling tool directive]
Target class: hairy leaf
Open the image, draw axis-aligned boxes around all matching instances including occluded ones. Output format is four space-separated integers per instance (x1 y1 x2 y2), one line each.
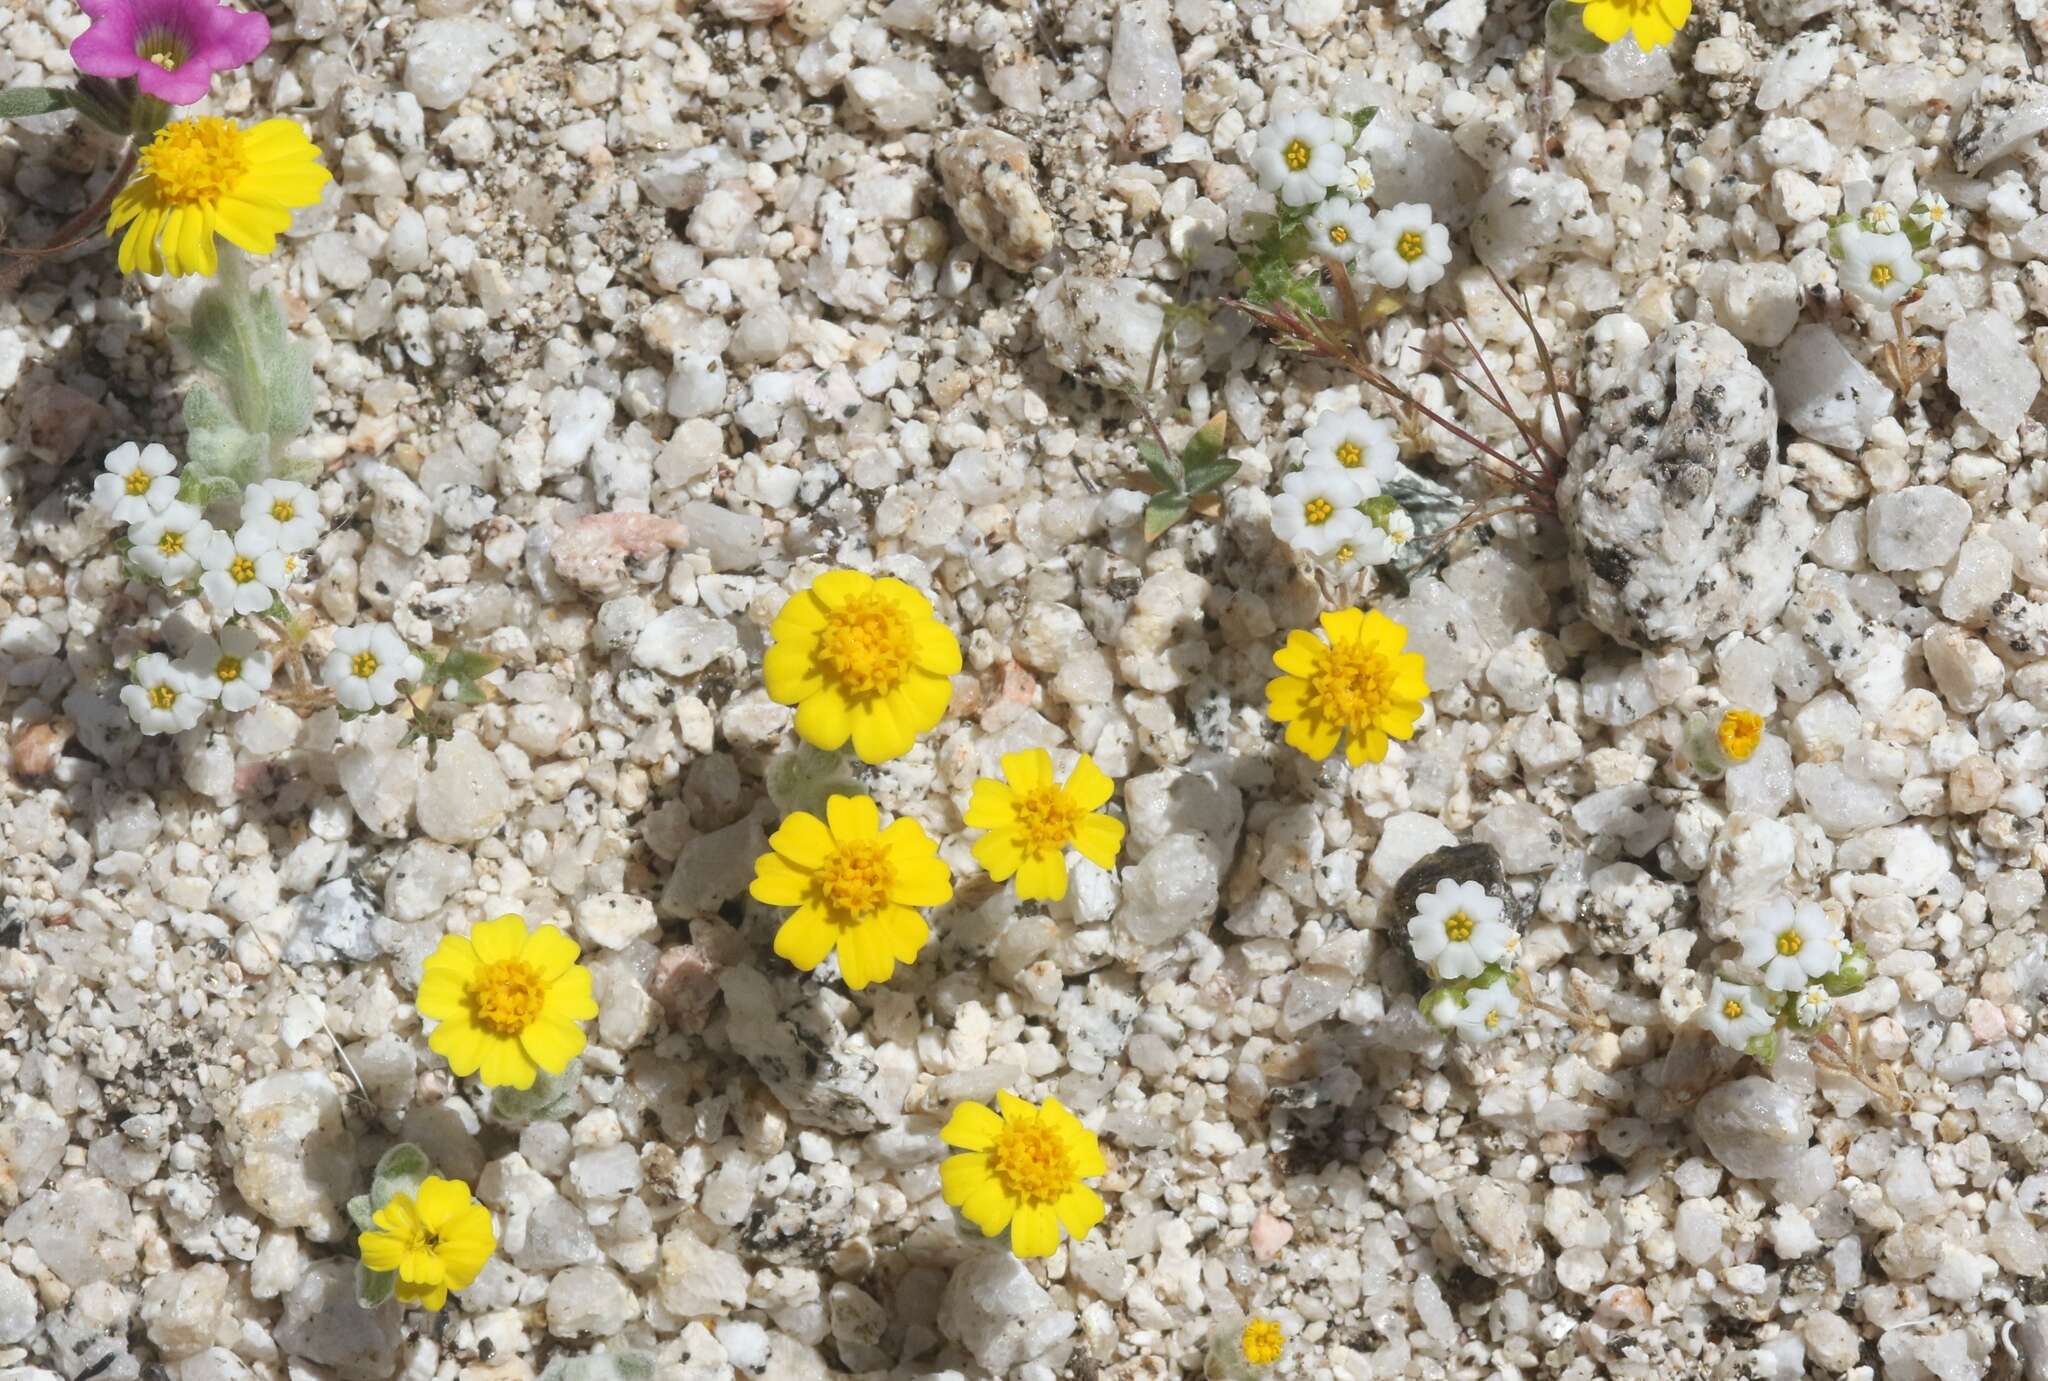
1137 438 1177 491
371 1142 431 1207
1178 412 1228 473
1181 458 1240 496
1143 492 1189 542
0 88 69 120
355 1264 395 1309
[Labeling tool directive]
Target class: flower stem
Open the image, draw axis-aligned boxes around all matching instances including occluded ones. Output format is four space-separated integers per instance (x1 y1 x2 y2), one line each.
0 140 138 294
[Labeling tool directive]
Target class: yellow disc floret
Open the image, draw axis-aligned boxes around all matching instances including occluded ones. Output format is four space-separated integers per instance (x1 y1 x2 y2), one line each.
1717 709 1762 763
1241 1318 1286 1366
108 116 331 277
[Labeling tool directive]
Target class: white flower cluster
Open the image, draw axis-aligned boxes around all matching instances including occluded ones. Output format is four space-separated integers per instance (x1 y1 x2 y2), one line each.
98 442 422 737
1408 879 1522 1043
1272 407 1414 575
1829 196 1949 309
1700 896 1857 1054
1251 110 1452 294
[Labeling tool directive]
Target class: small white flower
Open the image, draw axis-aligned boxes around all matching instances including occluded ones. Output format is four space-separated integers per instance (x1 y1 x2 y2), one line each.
1305 199 1374 265
121 652 207 735
323 623 425 712
1908 191 1952 242
240 479 323 552
1860 200 1901 234
1319 525 1399 577
129 502 219 586
178 626 276 714
1251 111 1348 208
1407 878 1514 980
1701 976 1774 1052
1450 981 1521 1043
1361 202 1452 294
1378 507 1416 548
1793 985 1832 1030
1835 223 1923 309
1301 406 1402 483
1342 156 1376 201
1272 466 1372 558
199 524 291 618
1739 896 1844 992
93 442 179 525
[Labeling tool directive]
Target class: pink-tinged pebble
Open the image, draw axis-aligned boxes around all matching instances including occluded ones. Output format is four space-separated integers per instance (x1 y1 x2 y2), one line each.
1966 997 2007 1045
1250 1210 1292 1260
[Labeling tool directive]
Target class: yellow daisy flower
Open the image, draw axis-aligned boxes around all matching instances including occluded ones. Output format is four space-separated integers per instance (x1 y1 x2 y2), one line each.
749 793 952 990
417 915 599 1091
107 116 331 278
1240 1317 1287 1367
1571 0 1691 51
762 569 961 764
1265 608 1429 766
1717 709 1763 763
940 1090 1107 1259
966 749 1125 902
358 1176 496 1311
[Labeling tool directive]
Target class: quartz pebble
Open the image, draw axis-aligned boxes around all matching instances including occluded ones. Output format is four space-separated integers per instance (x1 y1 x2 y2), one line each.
1694 1077 1813 1181
935 129 1057 272
403 18 517 110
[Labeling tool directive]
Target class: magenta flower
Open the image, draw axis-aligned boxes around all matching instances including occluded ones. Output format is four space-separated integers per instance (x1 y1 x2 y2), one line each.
71 0 270 106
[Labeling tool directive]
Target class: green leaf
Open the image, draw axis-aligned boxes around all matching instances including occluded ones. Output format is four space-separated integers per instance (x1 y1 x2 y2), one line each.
1143 492 1190 542
0 88 69 120
489 1060 581 1125
1544 0 1611 54
1182 458 1239 497
371 1142 432 1207
1137 439 1177 491
1344 106 1378 138
346 1195 376 1233
439 648 502 684
1743 1030 1779 1066
355 1263 395 1309
180 254 317 468
1178 411 1228 474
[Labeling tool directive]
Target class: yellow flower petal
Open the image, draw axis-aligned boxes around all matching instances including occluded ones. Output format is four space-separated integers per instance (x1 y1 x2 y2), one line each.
1319 607 1367 643
542 963 599 1022
415 971 468 1023
826 793 881 840
469 914 530 964
428 1020 487 1078
793 687 852 751
942 1150 992 1205
750 854 813 907
1009 1203 1061 1258
848 696 913 764
772 589 828 635
1055 1185 1106 1240
881 906 930 963
421 934 479 980
1266 674 1309 722
837 923 887 990
518 1016 587 1075
359 1230 407 1273
957 1173 1016 1238
942 1103 1005 1151
913 619 962 674
477 1036 538 1091
1071 814 1125 871
396 1279 449 1310
973 830 1026 882
1580 0 1630 41
770 811 834 868
763 641 827 704
1015 852 1069 902
1271 629 1328 678
414 1177 470 1231
1285 715 1343 762
896 669 955 731
1001 748 1055 791
964 779 1018 830
1064 755 1114 810
521 925 582 983
995 1088 1034 1123
774 912 838 972
809 569 873 609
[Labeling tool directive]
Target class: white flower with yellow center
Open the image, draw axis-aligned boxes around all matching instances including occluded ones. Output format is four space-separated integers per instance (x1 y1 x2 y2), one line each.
323 623 425 712
1835 223 1922 309
1449 981 1520 1043
1272 466 1371 558
94 442 180 525
1407 878 1513 980
1793 985 1832 1030
1319 525 1398 577
1379 507 1415 548
1306 199 1373 265
199 524 290 618
240 479 323 552
1701 976 1773 1051
1361 202 1451 294
121 652 207 735
178 626 276 713
1860 201 1901 234
1740 896 1843 991
1251 111 1348 208
1908 192 1952 242
1342 156 1376 201
1301 406 1401 484
128 501 217 585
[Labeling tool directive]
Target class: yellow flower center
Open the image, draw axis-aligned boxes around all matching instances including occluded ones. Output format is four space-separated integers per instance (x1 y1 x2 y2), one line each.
1309 639 1396 734
1398 230 1426 261
1443 911 1474 942
1484 1008 1502 1027
216 655 242 682
1335 544 1355 563
1014 785 1080 858
818 594 915 696
470 958 547 1036
988 1118 1073 1204
1240 1319 1285 1366
1334 441 1362 467
1283 138 1311 172
1775 929 1803 957
148 684 177 710
229 555 258 584
142 118 250 208
157 530 184 556
1722 997 1745 1020
1303 497 1335 525
1870 263 1893 288
1717 709 1762 762
351 651 379 678
1928 204 1945 220
819 839 895 921
124 469 152 496
138 28 189 71
271 499 296 522
1329 224 1349 244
